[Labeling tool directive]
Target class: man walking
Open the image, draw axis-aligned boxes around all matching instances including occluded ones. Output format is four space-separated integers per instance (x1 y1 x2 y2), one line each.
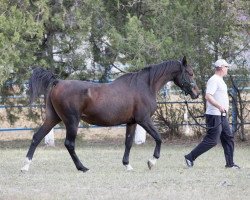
184 59 240 169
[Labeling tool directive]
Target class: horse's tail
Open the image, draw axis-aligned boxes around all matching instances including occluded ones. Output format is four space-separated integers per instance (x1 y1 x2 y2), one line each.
28 68 58 104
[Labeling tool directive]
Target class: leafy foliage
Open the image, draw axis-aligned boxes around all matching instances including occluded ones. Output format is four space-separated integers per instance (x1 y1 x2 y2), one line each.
0 0 249 137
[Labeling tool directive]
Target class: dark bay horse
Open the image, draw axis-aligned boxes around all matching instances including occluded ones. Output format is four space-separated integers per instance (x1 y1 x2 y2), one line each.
21 57 200 172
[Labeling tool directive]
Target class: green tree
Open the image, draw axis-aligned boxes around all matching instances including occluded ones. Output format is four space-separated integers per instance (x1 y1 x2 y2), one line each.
0 0 249 136
0 0 44 87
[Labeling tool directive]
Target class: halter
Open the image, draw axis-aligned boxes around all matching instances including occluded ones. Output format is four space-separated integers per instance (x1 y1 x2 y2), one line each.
179 62 197 95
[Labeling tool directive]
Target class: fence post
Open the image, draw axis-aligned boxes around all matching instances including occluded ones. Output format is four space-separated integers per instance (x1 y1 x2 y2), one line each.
184 106 190 135
231 86 237 133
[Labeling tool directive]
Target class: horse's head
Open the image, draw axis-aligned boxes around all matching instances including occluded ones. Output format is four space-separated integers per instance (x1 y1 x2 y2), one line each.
173 56 200 99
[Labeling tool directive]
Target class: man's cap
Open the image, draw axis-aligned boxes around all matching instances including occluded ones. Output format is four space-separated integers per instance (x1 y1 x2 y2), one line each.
214 59 231 68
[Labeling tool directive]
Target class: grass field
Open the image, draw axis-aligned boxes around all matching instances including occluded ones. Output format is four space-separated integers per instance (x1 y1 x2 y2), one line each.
0 130 250 200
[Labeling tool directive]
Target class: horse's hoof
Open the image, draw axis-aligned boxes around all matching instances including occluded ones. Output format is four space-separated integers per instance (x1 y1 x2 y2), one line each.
21 158 31 172
147 157 157 170
147 160 153 170
21 166 29 172
125 164 133 171
79 167 89 173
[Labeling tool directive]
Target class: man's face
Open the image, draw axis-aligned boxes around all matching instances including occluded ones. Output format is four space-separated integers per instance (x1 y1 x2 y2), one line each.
223 66 228 75
222 65 229 76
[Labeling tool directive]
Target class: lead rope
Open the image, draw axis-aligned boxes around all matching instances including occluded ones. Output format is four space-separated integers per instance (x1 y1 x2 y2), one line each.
184 100 224 129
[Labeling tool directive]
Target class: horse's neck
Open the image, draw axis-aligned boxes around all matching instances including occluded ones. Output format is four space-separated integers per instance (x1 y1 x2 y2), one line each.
152 62 180 92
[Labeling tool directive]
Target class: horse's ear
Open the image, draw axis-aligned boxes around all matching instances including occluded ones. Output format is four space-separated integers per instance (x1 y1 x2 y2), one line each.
182 56 187 66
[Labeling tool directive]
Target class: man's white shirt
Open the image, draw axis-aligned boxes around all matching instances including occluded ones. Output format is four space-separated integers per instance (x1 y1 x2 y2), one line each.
206 74 229 116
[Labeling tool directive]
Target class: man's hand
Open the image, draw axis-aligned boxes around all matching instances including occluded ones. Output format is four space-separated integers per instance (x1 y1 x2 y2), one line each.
218 105 226 113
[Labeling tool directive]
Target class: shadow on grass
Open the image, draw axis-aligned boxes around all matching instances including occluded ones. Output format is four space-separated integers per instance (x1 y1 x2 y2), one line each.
0 137 126 150
0 140 32 149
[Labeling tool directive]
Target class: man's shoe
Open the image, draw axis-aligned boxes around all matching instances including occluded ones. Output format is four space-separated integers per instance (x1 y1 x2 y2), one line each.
225 164 240 169
184 155 193 167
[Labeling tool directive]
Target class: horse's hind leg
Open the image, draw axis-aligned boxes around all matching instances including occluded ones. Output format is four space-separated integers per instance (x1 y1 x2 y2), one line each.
21 118 60 172
21 100 61 172
122 123 136 171
64 118 89 172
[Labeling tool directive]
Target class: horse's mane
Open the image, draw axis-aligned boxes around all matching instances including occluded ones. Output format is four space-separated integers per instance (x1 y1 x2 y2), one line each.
114 60 179 89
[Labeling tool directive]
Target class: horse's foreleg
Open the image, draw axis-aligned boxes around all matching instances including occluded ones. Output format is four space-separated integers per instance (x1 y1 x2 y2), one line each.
122 123 136 171
21 120 59 172
64 123 89 172
140 119 162 170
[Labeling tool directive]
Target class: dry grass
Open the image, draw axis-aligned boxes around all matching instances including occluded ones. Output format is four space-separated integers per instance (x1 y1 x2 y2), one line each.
0 129 250 200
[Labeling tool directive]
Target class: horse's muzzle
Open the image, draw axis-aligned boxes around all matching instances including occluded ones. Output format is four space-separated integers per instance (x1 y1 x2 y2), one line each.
191 92 200 99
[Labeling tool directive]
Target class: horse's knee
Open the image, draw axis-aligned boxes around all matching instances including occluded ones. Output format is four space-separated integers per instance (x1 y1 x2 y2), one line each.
156 137 162 145
64 140 75 151
31 136 40 147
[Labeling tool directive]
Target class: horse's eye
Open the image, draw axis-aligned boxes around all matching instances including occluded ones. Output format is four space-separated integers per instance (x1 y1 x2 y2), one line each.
185 70 193 76
187 71 193 76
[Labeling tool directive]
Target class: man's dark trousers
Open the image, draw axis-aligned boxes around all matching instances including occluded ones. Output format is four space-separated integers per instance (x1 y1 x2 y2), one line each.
186 114 234 166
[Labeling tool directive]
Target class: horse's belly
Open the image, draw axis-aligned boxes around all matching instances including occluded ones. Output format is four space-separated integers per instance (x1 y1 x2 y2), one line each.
81 111 132 126
81 117 125 126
